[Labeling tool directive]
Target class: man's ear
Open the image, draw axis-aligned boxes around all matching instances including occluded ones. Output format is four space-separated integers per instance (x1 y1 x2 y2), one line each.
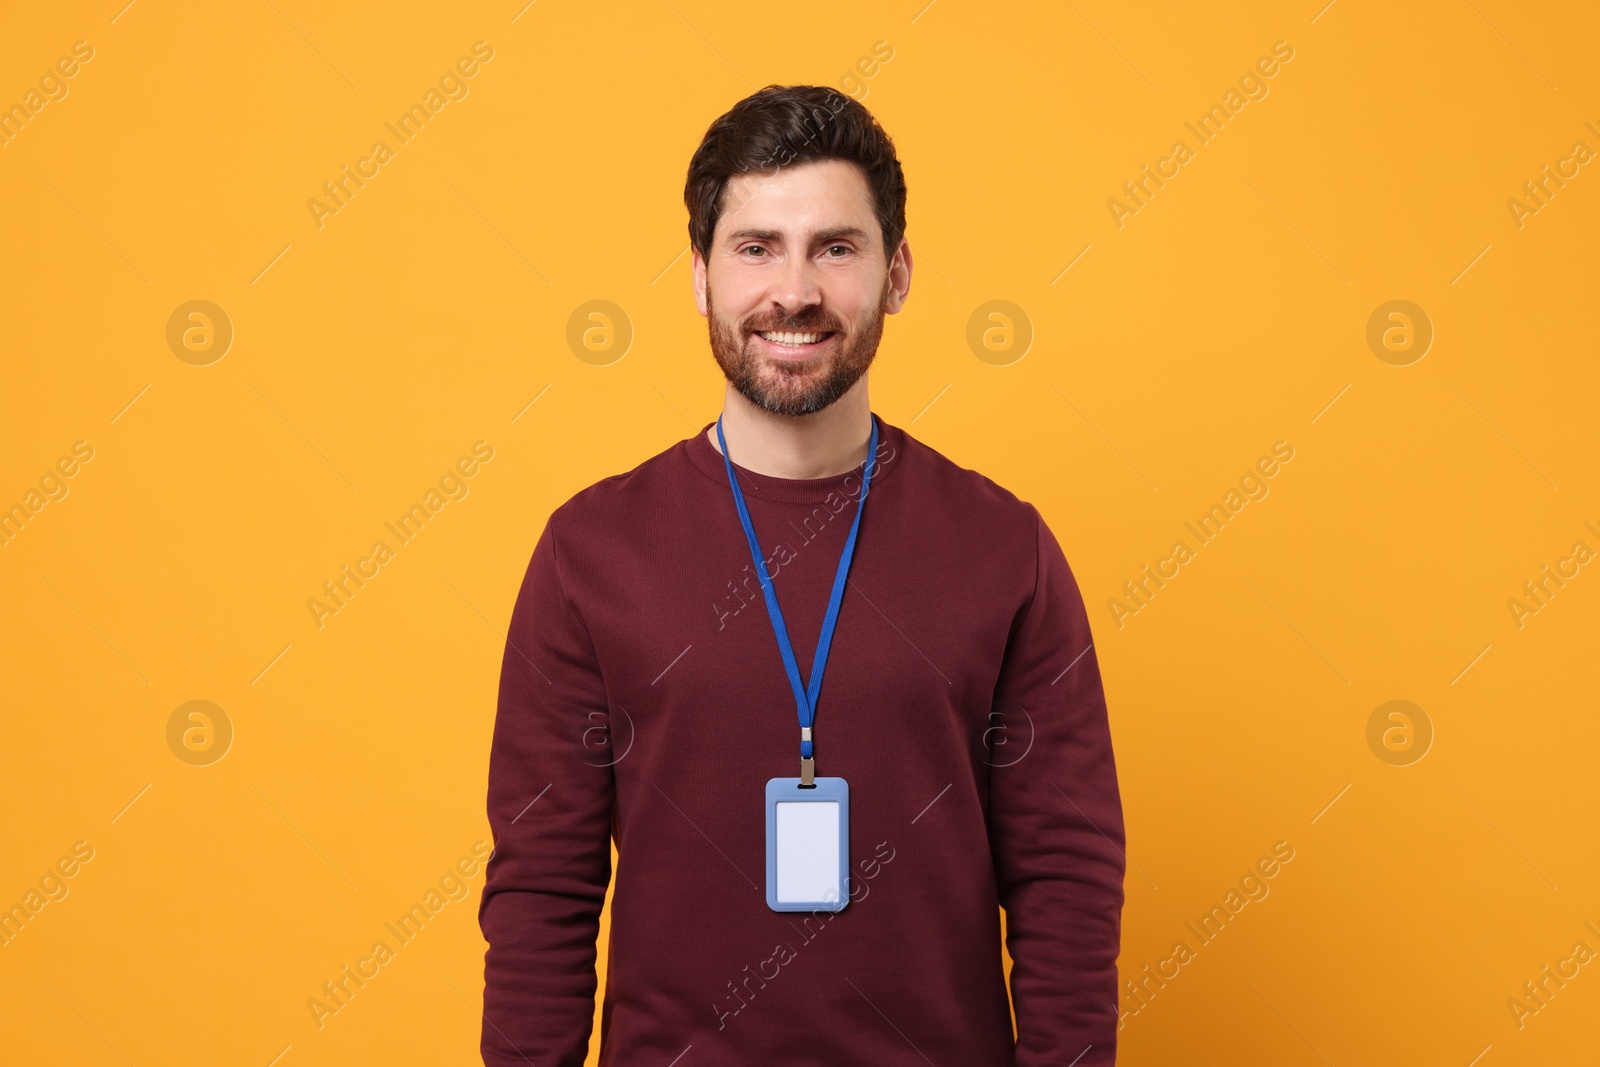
691 248 709 317
884 237 913 315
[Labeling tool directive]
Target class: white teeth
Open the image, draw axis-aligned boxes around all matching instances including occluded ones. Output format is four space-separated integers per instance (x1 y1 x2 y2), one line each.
757 331 826 346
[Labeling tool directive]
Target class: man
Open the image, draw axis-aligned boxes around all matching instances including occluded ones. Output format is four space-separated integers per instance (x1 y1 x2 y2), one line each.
479 84 1125 1065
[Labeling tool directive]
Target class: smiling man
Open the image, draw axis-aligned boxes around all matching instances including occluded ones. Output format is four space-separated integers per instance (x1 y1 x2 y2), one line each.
478 85 1125 1066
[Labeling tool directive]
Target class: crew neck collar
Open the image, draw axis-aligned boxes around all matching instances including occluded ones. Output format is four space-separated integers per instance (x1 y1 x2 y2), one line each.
686 413 896 504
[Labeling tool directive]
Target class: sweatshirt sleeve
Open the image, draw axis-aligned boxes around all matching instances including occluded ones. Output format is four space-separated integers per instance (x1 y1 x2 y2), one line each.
478 510 615 1067
987 508 1125 1066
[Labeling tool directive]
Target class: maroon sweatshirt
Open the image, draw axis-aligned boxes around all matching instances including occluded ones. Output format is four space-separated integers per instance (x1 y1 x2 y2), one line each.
478 416 1125 1066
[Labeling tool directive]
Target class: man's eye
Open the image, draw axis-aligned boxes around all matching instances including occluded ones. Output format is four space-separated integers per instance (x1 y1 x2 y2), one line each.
825 245 851 256
742 246 767 257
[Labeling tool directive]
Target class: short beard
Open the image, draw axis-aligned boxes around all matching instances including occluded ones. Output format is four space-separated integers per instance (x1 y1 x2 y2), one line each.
706 276 889 417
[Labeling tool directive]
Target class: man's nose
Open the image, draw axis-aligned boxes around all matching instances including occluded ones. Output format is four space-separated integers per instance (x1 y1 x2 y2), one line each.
772 253 822 313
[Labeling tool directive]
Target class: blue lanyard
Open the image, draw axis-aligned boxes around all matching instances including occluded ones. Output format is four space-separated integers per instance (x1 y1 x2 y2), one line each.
715 413 879 769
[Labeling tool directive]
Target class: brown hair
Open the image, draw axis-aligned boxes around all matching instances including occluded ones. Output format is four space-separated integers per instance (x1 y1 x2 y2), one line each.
684 84 907 262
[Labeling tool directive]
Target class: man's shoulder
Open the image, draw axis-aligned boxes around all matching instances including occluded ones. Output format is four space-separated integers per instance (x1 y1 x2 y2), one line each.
889 422 1043 531
548 436 698 529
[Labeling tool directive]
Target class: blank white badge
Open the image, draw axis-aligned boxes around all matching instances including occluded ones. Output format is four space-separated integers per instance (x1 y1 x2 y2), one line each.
776 800 839 902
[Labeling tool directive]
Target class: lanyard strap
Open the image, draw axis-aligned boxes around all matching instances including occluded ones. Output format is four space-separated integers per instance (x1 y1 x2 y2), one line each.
715 413 880 771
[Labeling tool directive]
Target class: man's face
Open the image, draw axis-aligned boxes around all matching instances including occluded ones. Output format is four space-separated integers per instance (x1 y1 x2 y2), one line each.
693 159 910 417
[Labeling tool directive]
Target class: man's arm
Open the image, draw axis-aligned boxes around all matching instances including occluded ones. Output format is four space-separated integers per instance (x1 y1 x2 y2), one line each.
478 512 615 1067
988 507 1126 1065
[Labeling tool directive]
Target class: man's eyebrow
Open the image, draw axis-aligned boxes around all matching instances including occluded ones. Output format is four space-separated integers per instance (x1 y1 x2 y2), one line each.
814 226 871 244
724 226 872 245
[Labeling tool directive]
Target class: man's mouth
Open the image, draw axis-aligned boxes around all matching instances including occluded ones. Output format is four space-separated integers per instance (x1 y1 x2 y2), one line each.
751 330 836 355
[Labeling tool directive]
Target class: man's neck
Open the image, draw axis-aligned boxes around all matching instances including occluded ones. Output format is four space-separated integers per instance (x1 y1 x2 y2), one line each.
707 379 872 479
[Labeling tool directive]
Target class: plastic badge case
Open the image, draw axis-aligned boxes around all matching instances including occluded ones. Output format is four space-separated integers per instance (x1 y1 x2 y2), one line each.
765 776 850 912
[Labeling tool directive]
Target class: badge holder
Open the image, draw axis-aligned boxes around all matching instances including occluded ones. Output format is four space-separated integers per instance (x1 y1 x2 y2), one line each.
765 774 850 912
716 413 876 917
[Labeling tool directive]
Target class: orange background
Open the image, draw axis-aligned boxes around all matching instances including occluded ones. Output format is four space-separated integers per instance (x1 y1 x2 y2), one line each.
2 1 1597 1064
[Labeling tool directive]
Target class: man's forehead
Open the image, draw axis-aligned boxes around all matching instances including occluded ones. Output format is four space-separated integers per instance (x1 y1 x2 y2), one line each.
716 159 875 236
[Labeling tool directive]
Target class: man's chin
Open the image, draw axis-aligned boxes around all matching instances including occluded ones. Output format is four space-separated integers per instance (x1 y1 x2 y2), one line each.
734 366 836 414
745 371 820 401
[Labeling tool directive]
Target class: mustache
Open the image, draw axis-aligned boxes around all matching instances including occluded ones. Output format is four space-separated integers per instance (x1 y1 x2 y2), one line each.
745 313 841 333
